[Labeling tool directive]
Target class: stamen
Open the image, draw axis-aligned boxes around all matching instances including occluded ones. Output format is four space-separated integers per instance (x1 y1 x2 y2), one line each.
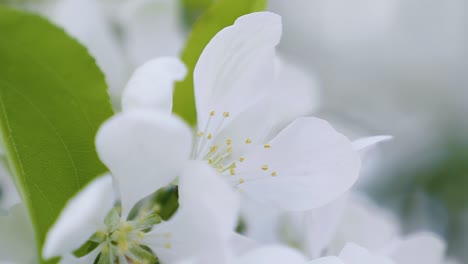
261 165 269 171
230 168 236 175
239 157 245 162
239 178 245 184
165 243 172 249
271 171 277 177
197 131 204 137
226 138 232 145
210 110 216 116
264 144 271 149
207 133 212 140
223 112 230 118
245 138 252 144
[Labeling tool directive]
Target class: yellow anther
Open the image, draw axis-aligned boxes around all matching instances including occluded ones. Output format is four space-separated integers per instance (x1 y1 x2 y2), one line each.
264 144 271 149
207 133 213 140
239 157 245 162
226 138 232 145
217 165 224 172
239 178 245 184
271 171 277 177
226 146 233 153
245 138 252 144
223 112 230 117
210 110 216 116
261 165 269 171
197 131 204 137
208 159 213 164
210 145 218 152
119 239 129 252
230 168 236 175
165 243 172 249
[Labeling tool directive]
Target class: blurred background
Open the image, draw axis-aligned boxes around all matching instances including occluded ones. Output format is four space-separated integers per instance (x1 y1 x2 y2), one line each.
1 0 467 261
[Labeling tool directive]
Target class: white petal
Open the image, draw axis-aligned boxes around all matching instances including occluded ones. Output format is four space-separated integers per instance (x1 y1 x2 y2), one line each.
0 204 36 263
297 193 348 258
352 135 392 152
327 194 399 255
144 162 239 264
229 232 258 257
236 245 307 264
118 0 184 66
96 110 192 213
43 175 114 259
308 257 343 264
122 57 187 113
194 12 282 131
241 198 283 244
51 0 128 100
339 243 395 264
382 232 446 264
238 117 360 211
269 58 320 135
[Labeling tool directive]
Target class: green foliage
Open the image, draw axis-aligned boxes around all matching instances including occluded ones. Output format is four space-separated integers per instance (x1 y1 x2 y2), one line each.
173 0 268 126
0 6 113 262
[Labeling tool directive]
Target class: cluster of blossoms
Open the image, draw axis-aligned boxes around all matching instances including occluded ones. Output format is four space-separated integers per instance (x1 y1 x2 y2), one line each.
0 11 458 264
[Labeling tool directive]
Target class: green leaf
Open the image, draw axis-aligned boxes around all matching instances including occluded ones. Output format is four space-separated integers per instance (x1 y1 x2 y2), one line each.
173 0 268 126
0 6 113 263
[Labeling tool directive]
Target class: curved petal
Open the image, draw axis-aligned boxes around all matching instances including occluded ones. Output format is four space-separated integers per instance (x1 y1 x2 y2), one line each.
122 57 187 113
59 246 102 264
51 0 128 100
269 58 320 136
236 245 307 264
0 204 36 263
295 193 348 258
43 175 114 259
194 12 282 132
238 117 360 211
339 243 395 264
144 162 239 264
352 136 392 152
308 257 344 264
118 0 184 66
327 194 399 255
382 232 446 264
95 110 192 213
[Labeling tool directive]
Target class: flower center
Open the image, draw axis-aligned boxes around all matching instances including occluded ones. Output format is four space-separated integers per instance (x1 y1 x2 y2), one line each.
192 111 278 190
90 208 161 263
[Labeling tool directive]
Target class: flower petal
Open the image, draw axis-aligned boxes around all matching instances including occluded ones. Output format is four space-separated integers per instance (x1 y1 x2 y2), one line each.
194 12 282 131
43 175 114 259
118 0 184 66
51 0 128 100
382 232 446 264
352 135 392 152
122 57 187 113
339 243 395 264
308 257 344 264
144 161 239 264
238 117 360 211
236 245 307 264
0 204 36 263
269 58 320 135
95 111 192 213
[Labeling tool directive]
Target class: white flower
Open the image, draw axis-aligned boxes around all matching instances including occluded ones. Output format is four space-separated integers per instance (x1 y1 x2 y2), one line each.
43 61 240 262
125 11 361 212
178 245 309 264
309 243 395 264
0 204 36 264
